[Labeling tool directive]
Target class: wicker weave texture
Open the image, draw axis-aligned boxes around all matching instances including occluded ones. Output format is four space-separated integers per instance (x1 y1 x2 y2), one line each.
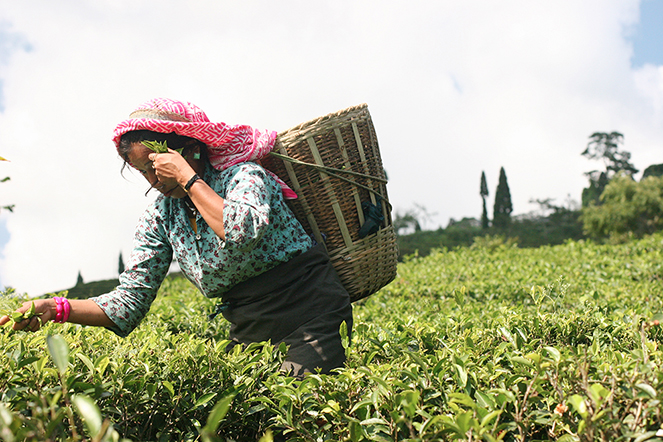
262 104 398 302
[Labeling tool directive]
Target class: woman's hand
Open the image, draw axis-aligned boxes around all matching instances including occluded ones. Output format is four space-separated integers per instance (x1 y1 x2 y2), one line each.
0 299 55 332
149 148 197 189
0 299 116 331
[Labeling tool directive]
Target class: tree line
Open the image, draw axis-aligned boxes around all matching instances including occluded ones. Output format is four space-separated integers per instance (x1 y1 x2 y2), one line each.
396 131 663 258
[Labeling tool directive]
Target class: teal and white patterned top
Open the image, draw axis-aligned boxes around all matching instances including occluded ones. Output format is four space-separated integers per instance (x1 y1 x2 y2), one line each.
91 162 313 337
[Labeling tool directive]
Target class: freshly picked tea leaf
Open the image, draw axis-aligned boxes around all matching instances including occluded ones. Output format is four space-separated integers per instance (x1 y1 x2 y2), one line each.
4 301 44 324
142 140 184 155
11 311 24 322
142 140 169 153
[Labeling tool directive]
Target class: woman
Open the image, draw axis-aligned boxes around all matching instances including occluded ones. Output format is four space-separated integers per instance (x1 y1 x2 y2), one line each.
0 98 353 377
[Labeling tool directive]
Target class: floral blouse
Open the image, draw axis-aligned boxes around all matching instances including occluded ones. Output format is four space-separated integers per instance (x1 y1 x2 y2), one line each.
91 162 313 337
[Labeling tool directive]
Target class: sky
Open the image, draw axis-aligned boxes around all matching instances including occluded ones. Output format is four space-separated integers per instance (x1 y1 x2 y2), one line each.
0 0 662 296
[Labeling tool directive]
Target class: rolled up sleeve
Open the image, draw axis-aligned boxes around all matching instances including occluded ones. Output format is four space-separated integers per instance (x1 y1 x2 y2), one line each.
91 205 172 337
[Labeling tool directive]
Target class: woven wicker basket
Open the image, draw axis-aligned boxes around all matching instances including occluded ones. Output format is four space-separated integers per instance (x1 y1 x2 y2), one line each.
261 104 398 302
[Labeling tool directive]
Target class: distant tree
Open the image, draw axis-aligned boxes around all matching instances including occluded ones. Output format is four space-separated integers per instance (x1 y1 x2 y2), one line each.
76 271 84 286
581 132 638 207
581 174 663 239
480 171 490 229
492 167 513 229
641 163 663 180
118 252 125 275
393 211 421 235
393 204 436 235
582 132 638 177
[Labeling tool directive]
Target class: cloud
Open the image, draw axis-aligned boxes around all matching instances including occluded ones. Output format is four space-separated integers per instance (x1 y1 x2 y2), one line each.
0 21 32 112
0 0 662 295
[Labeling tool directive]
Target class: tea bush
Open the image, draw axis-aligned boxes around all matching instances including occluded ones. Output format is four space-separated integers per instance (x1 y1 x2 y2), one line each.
2 234 663 441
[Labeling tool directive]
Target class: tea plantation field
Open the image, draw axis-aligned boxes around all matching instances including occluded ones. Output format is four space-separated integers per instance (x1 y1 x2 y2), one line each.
1 234 663 441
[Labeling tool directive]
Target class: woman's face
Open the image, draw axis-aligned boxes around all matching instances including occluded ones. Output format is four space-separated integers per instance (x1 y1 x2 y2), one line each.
127 143 188 199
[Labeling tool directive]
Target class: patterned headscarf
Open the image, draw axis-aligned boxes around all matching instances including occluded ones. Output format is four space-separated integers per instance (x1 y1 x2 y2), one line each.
113 98 296 199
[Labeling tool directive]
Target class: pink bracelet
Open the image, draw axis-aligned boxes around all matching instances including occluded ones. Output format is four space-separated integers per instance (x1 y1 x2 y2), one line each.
53 297 71 323
62 298 71 323
54 297 63 323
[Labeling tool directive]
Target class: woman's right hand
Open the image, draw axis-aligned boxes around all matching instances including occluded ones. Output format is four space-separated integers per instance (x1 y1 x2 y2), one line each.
0 299 55 332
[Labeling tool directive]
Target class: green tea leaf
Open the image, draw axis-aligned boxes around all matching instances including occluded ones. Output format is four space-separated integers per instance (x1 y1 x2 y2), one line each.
27 302 35 317
203 394 235 434
73 394 103 437
258 430 274 442
635 383 656 398
569 394 588 419
94 355 110 375
162 380 175 397
142 140 169 153
544 346 561 363
456 410 475 434
142 140 185 155
340 320 349 350
193 392 217 409
76 353 95 374
46 334 70 375
11 311 24 322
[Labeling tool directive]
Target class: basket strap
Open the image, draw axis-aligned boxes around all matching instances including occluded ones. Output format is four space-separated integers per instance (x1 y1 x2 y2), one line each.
306 137 354 248
334 127 365 226
272 141 327 248
268 151 391 206
352 122 379 207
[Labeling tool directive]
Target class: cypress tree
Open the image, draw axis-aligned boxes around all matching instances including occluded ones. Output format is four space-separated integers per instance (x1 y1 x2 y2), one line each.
480 171 489 229
493 167 513 229
76 271 84 286
118 252 125 275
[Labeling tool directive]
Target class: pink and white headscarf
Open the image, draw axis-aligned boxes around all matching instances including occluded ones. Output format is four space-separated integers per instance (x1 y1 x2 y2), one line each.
113 97 296 199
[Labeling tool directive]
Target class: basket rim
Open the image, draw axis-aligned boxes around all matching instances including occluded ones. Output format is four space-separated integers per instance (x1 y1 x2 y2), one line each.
278 103 369 141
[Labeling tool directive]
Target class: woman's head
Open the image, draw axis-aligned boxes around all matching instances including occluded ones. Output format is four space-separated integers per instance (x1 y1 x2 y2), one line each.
113 98 296 199
113 98 278 173
120 131 208 198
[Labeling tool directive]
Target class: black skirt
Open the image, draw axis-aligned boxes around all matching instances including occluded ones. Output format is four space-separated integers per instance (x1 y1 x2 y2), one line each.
221 243 353 377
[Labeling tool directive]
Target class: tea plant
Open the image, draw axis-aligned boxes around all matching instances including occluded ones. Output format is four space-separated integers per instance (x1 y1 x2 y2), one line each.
1 235 663 440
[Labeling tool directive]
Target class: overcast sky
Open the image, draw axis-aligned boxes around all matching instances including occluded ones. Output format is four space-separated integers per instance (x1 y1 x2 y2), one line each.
1 0 662 295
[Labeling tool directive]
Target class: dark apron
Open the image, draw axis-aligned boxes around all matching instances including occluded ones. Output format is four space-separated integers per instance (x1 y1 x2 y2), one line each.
221 243 353 377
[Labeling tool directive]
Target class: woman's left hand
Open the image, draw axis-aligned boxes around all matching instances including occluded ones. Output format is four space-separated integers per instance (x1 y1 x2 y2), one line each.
149 148 196 188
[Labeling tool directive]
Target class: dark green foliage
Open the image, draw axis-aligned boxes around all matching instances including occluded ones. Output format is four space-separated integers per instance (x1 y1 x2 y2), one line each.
480 171 489 229
393 211 421 235
3 236 663 441
581 174 663 240
393 204 434 235
501 213 584 248
76 271 84 286
581 171 609 207
396 208 584 259
582 132 638 177
397 221 481 259
118 252 125 275
62 278 120 299
641 163 663 180
492 167 512 229
581 132 638 208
